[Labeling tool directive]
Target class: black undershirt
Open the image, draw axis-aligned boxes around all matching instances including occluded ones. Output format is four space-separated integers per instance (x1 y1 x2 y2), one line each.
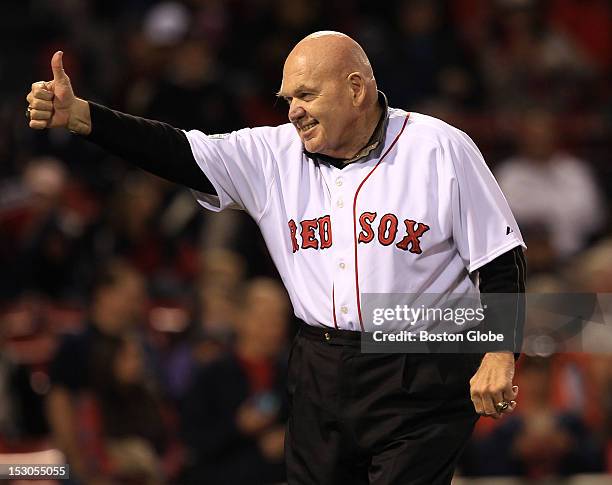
85 101 526 344
88 102 213 192
479 246 526 358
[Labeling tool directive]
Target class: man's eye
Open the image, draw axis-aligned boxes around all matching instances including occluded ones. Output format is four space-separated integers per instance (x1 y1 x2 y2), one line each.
284 97 292 105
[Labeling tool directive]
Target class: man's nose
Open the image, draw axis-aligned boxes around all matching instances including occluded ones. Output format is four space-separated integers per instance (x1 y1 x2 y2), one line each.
288 101 306 123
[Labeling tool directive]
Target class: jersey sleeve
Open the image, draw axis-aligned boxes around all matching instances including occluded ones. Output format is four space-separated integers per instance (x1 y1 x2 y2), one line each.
183 127 276 220
447 129 526 273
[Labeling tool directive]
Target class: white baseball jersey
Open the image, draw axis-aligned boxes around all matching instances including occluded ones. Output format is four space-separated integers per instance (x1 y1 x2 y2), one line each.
185 108 525 331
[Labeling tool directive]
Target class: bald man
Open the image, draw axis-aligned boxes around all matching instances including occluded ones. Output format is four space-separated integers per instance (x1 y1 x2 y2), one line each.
27 32 526 484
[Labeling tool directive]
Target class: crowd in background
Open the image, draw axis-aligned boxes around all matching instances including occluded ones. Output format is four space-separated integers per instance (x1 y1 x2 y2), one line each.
1 0 611 483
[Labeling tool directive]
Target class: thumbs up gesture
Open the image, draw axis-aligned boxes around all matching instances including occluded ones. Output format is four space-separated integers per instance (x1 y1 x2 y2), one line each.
26 51 89 134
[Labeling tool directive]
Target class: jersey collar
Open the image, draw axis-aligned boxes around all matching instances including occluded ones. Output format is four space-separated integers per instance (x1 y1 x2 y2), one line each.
304 91 389 168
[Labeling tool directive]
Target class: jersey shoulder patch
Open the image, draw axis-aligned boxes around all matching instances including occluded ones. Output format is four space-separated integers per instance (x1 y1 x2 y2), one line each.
208 133 231 140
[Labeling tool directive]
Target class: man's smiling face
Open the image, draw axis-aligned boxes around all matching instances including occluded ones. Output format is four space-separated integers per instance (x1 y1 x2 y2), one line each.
279 52 358 157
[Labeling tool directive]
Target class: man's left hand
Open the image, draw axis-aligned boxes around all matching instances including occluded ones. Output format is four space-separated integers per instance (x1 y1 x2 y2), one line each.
470 352 518 419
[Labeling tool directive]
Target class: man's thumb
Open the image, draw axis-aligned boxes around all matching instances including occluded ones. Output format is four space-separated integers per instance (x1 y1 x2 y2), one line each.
51 51 67 81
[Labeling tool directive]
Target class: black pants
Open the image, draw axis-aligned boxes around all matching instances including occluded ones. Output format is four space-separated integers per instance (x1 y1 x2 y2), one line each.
285 324 481 485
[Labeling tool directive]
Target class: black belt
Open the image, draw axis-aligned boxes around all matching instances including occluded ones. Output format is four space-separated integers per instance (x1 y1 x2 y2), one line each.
297 321 364 346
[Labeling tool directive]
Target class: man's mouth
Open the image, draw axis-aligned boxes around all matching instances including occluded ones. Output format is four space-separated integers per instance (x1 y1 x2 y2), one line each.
299 121 318 134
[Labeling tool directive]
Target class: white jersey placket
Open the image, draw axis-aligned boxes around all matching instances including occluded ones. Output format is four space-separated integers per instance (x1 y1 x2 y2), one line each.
323 164 366 331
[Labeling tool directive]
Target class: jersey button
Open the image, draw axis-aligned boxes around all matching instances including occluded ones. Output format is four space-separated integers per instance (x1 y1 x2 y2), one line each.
340 306 348 314
336 199 344 208
335 177 343 187
339 262 346 269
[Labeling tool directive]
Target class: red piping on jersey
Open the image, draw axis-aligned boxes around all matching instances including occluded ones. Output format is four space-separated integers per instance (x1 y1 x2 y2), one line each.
352 113 410 331
332 284 338 329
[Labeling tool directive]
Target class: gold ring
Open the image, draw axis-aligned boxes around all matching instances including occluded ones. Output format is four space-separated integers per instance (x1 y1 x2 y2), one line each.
495 401 509 413
26 106 32 121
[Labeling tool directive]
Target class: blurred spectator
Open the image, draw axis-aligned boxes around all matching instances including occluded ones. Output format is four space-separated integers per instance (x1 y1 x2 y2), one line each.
143 1 191 49
481 0 594 110
0 327 18 444
181 277 290 484
143 39 241 133
83 174 165 276
0 156 89 299
200 248 246 291
46 259 151 484
472 356 604 478
191 248 245 358
516 223 557 276
0 297 55 445
381 0 483 110
496 109 605 259
78 171 216 299
89 335 168 484
18 157 84 299
159 248 245 402
565 239 612 355
595 354 612 472
548 0 612 74
569 238 612 294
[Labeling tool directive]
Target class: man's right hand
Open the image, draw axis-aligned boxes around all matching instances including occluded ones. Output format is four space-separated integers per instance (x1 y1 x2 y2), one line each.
26 51 91 135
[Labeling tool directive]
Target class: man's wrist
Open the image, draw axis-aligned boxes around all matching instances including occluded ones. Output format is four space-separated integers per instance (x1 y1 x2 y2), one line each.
483 351 514 362
67 98 92 135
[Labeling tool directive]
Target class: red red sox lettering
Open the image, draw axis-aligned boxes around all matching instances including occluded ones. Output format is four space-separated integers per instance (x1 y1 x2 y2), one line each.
288 215 332 252
288 213 430 254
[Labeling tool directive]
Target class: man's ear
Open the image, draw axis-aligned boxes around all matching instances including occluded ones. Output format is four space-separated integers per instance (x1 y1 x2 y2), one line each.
347 72 366 106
